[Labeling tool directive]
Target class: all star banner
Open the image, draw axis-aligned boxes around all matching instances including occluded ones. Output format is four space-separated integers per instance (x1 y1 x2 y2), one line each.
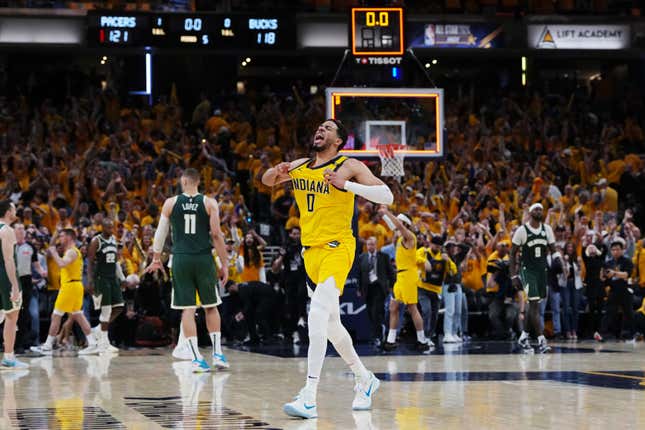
528 24 630 50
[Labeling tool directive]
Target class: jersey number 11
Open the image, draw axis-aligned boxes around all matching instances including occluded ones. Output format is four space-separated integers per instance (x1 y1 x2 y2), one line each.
184 214 196 234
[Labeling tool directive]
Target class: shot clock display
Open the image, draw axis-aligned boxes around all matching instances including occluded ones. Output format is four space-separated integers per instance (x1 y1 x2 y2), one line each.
87 12 294 50
351 8 404 56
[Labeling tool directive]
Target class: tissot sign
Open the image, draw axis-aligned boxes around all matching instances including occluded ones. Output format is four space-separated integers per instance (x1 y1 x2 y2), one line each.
528 24 630 50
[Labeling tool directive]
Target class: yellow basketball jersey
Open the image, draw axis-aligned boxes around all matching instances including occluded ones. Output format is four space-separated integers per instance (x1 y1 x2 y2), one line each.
289 156 355 247
60 247 83 284
395 236 417 272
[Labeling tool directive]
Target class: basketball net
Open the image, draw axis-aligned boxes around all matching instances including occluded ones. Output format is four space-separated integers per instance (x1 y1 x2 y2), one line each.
377 144 406 178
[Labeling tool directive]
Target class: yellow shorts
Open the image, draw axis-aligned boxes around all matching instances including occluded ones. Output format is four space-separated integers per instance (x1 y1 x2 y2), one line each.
54 282 84 313
304 240 355 295
393 271 418 305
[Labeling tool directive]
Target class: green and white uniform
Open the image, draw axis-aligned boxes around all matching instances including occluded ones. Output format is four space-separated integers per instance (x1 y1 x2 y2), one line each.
170 193 220 309
94 234 124 308
512 223 555 300
0 223 21 313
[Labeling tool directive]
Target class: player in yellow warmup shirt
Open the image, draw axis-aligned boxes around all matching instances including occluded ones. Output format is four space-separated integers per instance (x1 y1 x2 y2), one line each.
31 229 99 356
262 119 394 419
381 208 431 352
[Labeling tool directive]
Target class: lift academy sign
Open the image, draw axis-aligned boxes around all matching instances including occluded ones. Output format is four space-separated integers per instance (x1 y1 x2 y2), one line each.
528 24 630 50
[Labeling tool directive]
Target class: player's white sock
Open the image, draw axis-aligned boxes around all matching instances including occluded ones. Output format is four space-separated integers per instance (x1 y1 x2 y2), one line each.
210 332 222 355
44 335 56 348
304 376 319 401
87 332 98 346
519 331 529 341
387 329 397 343
4 352 15 361
178 325 186 344
187 337 202 360
416 330 426 343
538 335 547 344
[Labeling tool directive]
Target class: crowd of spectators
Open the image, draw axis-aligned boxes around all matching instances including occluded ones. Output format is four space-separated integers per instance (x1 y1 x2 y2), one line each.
0 66 644 353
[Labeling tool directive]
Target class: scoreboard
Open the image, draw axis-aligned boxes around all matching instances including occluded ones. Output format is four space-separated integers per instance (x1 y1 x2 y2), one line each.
351 8 404 56
87 12 295 50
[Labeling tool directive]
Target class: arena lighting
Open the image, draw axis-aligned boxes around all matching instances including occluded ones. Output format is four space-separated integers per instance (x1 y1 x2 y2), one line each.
310 85 318 95
432 59 438 65
145 53 152 97
425 63 430 69
102 56 107 61
242 61 247 66
521 56 527 72
236 81 245 94
245 57 251 62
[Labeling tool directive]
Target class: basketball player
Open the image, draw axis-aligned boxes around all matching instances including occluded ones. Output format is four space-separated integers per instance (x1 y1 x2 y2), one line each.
0 201 28 369
86 219 123 353
381 209 430 352
31 229 98 355
510 203 562 353
262 119 394 419
145 168 229 372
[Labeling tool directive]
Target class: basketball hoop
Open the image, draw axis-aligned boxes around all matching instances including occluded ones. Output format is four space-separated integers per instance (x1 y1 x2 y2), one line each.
377 144 406 178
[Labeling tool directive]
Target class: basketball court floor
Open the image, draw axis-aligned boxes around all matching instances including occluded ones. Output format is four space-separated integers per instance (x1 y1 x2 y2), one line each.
1 341 644 429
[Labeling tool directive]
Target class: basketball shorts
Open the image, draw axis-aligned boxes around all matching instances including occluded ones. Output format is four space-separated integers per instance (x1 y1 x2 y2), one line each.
393 270 418 305
171 253 220 309
520 267 547 301
54 281 84 313
94 276 124 308
0 268 21 314
303 240 356 295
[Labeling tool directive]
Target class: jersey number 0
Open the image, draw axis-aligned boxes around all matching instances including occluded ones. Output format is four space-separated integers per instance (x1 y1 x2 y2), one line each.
306 194 315 212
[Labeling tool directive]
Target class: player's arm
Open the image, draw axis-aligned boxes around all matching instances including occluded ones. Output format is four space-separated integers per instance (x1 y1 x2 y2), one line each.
324 158 393 205
206 196 229 286
86 236 99 294
382 208 415 248
49 247 78 268
261 158 309 187
146 196 176 273
0 227 20 302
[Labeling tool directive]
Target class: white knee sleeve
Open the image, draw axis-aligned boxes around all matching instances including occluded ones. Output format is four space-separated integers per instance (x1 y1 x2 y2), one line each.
53 309 64 316
308 277 340 337
310 277 340 313
99 306 112 323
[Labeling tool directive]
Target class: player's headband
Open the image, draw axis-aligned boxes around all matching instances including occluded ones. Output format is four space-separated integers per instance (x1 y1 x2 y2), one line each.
529 203 543 213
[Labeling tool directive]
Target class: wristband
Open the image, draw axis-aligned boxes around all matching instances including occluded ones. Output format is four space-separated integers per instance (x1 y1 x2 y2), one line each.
511 275 520 280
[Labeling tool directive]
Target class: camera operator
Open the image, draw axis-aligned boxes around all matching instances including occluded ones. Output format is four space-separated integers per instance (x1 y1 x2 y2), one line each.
227 281 279 345
272 227 307 344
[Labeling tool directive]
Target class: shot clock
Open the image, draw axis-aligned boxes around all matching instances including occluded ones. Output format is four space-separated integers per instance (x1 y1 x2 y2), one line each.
351 8 404 56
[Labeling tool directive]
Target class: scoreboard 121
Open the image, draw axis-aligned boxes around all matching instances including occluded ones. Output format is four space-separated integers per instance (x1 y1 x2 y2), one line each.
87 12 294 50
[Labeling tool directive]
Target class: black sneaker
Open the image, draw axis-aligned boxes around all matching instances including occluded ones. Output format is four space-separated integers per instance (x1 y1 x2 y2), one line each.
415 341 430 352
382 341 398 352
